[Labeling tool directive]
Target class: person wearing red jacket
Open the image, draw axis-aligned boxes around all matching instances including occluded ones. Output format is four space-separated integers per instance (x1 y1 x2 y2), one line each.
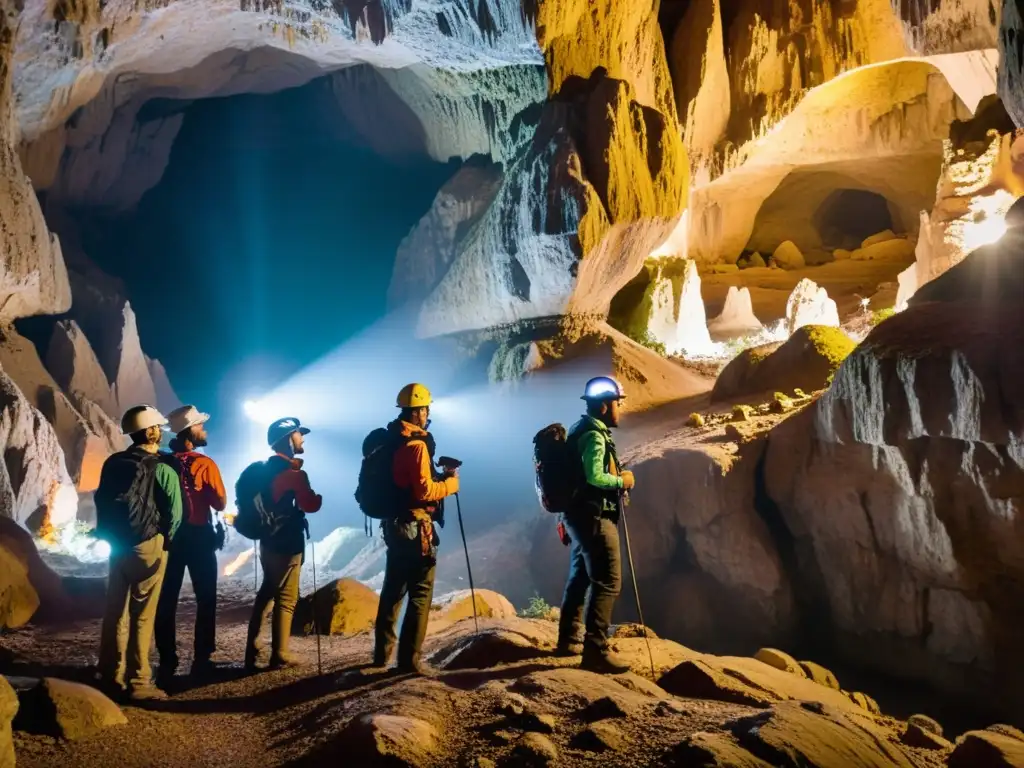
372 383 458 674
244 417 322 670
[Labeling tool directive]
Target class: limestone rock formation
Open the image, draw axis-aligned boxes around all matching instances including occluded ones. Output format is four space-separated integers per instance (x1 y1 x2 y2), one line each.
0 328 112 491
292 577 379 637
896 121 1024 307
711 325 856 403
45 320 114 416
1000 0 1024 127
764 300 1024 719
0 367 77 532
389 162 504 309
104 303 158 418
786 279 840 334
12 677 127 740
772 242 805 270
147 357 181 417
0 5 70 324
707 286 762 340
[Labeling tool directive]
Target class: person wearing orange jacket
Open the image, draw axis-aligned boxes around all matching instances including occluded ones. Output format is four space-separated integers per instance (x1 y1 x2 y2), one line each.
372 383 458 674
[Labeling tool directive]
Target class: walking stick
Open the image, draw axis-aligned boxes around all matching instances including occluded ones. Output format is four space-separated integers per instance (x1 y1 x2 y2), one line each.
619 489 656 680
454 493 479 633
310 534 322 675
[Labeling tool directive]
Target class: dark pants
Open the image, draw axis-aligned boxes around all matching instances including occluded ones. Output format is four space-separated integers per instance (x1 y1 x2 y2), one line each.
558 536 589 646
155 524 218 671
561 515 621 657
373 546 436 667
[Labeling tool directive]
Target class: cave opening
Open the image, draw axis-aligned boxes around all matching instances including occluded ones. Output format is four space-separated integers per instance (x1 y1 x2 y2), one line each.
811 188 900 250
40 68 464 410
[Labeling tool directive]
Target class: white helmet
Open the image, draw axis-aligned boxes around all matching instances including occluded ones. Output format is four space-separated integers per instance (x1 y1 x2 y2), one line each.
120 405 168 436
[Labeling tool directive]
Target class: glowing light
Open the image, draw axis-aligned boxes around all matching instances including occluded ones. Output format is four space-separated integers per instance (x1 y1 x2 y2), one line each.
960 196 1011 252
242 398 279 425
223 548 254 576
95 540 111 559
860 297 871 309
583 378 623 399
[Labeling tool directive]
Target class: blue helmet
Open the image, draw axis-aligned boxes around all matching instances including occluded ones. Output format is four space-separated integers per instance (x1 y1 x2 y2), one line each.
267 417 310 448
581 376 626 402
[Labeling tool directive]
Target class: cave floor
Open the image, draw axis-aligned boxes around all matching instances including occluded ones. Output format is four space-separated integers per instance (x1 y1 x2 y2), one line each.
2 594 761 768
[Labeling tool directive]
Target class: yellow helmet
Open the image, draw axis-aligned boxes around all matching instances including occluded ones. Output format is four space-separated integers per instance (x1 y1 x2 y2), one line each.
396 383 432 409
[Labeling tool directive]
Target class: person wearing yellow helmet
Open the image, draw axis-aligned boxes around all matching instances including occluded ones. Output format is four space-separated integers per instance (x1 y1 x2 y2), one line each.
369 382 459 674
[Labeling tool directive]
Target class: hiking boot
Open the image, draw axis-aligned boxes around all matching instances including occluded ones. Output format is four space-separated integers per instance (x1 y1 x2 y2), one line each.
244 649 260 672
155 666 176 689
580 651 630 675
269 655 305 670
129 685 169 702
553 641 584 657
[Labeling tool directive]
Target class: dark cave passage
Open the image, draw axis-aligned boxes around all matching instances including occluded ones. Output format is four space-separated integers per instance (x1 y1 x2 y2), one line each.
51 72 462 408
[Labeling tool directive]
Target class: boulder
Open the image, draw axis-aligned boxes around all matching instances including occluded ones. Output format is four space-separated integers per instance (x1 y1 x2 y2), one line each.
785 279 839 334
0 367 78 532
901 721 951 750
292 578 378 636
429 628 550 671
0 539 39 629
430 589 517 626
658 659 772 707
851 238 915 262
711 325 856 402
764 301 1024 720
0 677 15 768
834 248 853 260
570 721 625 752
949 730 1024 768
724 701 921 767
861 230 897 248
798 661 840 690
771 241 805 270
753 648 807 678
330 713 438 767
510 732 558 766
748 252 767 268
13 677 126 740
846 691 881 715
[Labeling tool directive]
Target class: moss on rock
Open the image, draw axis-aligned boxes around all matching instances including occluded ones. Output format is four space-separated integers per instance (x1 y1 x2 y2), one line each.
712 325 856 403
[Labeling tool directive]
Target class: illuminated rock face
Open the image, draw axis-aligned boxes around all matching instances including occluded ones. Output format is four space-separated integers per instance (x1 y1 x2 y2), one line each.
786 279 840 335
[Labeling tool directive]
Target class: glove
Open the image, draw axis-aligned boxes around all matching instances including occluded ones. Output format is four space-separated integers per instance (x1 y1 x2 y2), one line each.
556 520 571 547
620 470 636 490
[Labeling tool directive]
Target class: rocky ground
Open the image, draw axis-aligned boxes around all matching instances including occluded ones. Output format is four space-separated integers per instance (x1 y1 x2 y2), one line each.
3 587 1023 768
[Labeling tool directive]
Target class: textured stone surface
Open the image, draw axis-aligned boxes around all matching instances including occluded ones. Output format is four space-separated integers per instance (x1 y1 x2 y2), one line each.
0 367 77 532
765 301 1024 719
0 676 15 768
14 677 127 740
292 578 379 637
786 279 840 334
46 319 115 416
707 286 762 340
0 535 40 629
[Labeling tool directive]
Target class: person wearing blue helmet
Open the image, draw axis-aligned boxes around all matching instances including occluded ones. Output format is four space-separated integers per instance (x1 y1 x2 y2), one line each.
557 376 635 674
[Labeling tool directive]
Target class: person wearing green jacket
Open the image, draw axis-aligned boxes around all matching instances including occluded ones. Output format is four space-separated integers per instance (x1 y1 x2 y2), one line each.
95 405 183 701
558 376 636 674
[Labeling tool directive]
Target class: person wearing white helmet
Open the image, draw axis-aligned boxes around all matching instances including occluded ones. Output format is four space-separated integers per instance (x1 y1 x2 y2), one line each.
94 404 183 701
155 405 227 686
557 376 635 675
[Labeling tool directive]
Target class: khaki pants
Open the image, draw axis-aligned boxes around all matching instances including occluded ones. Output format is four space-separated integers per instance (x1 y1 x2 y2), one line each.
98 535 167 689
246 546 302 662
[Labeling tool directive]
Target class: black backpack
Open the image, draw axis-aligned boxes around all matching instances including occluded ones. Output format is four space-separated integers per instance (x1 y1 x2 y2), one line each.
355 427 410 520
95 450 163 546
533 423 585 514
233 460 280 541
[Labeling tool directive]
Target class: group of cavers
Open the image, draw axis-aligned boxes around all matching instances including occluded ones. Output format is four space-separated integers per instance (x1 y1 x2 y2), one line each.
93 375 638 702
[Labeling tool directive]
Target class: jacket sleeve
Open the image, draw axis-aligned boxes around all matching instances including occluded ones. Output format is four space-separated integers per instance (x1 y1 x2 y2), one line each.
407 441 458 503
578 430 624 491
154 462 184 540
275 469 323 513
197 457 228 512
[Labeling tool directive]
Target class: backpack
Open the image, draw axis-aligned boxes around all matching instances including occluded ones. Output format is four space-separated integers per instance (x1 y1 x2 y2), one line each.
232 460 280 541
532 423 585 514
355 427 410 520
95 450 163 546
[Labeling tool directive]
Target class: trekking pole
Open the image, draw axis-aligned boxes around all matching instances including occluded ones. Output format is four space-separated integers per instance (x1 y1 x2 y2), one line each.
253 543 258 591
619 489 656 680
454 492 479 633
310 534 322 675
